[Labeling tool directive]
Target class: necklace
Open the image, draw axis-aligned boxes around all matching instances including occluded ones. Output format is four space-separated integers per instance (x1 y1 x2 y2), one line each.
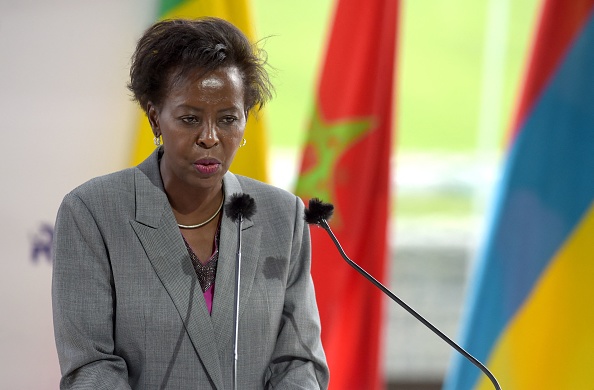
177 195 225 229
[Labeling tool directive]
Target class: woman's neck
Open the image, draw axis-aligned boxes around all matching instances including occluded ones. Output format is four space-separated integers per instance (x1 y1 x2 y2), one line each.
160 171 224 224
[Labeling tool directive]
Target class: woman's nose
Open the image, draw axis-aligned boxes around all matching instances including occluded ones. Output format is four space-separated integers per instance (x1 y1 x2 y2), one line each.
196 123 219 148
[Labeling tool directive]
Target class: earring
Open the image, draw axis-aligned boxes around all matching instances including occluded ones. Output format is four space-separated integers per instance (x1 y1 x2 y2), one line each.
153 135 161 146
239 138 247 147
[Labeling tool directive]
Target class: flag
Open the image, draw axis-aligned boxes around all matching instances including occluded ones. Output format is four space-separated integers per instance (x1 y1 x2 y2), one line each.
295 1 399 388
130 0 269 182
444 1 594 388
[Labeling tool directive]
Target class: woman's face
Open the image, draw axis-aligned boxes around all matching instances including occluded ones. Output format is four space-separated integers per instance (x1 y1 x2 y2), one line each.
148 66 246 194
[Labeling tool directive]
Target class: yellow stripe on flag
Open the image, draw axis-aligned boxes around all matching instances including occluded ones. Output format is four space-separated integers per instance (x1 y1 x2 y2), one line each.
476 202 594 389
130 0 269 182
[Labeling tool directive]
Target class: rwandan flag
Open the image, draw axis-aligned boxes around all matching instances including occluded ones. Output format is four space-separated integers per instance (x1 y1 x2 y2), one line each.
444 1 594 388
295 0 399 388
130 0 269 182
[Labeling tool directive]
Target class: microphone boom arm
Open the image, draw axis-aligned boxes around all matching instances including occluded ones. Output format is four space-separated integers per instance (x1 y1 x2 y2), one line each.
315 218 501 390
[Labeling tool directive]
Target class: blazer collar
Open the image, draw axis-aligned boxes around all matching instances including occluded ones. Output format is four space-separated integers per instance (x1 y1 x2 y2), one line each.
131 149 224 387
131 148 260 388
134 147 168 228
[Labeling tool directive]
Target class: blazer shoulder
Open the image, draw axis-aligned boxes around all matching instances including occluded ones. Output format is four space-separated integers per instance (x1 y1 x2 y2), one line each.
232 174 301 208
63 167 137 208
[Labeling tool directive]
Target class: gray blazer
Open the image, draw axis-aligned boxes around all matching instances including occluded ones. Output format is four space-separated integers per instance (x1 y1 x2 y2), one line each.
52 149 329 389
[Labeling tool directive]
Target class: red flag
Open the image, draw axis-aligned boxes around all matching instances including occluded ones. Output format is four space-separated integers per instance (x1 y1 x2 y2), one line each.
295 1 399 388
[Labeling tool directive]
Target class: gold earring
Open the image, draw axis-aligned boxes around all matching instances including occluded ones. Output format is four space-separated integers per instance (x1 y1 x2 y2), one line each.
153 135 161 146
239 138 247 147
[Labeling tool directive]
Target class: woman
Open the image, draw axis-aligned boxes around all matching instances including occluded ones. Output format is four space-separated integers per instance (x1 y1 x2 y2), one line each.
52 17 329 389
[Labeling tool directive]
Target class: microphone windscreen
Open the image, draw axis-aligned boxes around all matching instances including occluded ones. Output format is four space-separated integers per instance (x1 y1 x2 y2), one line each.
304 198 334 225
225 193 256 222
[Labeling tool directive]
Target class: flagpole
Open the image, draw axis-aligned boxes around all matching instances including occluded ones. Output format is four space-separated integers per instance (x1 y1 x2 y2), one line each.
473 0 510 219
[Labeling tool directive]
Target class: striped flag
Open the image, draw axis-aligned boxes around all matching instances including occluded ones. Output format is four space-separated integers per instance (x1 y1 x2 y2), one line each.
295 0 399 388
444 1 594 388
130 0 269 182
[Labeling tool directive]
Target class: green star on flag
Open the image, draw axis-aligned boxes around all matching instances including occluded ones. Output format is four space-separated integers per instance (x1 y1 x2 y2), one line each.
295 103 373 210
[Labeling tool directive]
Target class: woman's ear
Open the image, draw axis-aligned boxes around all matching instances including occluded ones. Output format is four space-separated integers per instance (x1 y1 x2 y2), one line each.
147 102 159 136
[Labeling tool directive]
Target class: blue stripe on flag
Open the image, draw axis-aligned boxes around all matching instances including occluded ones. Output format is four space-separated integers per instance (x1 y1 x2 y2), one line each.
444 11 594 389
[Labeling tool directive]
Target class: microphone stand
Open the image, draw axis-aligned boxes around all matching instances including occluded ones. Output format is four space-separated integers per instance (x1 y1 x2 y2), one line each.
314 217 501 390
226 193 255 390
232 213 243 390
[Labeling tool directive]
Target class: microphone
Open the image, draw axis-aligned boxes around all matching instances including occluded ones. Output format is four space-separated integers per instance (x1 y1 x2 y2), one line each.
225 193 256 390
304 198 501 390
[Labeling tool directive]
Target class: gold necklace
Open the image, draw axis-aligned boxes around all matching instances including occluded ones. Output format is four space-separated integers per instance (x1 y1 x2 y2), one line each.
177 195 225 229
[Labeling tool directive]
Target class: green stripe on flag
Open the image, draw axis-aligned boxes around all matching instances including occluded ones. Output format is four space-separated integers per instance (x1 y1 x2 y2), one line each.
158 0 187 17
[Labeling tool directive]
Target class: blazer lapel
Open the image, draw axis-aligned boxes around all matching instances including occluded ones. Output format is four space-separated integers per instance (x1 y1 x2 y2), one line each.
211 173 262 352
130 151 225 389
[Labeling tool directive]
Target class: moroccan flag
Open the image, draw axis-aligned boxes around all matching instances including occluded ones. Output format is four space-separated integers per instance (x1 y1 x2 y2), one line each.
444 1 594 389
295 0 399 388
130 0 269 182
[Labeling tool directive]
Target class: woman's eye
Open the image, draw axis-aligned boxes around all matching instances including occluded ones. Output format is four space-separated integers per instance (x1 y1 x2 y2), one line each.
220 116 238 125
181 116 198 124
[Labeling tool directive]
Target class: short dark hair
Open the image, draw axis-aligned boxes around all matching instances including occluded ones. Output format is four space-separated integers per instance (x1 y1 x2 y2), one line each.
128 17 273 113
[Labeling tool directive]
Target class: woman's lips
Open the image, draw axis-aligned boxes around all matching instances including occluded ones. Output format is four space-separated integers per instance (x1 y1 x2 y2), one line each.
193 158 221 175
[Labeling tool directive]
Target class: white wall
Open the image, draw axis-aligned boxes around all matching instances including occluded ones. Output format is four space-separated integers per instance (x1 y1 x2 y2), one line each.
0 1 156 388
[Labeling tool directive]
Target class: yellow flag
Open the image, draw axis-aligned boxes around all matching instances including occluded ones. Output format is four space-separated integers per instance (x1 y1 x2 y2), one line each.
130 0 269 182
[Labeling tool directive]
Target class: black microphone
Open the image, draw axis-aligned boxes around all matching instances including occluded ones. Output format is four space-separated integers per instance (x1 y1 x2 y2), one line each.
304 198 501 390
225 193 256 390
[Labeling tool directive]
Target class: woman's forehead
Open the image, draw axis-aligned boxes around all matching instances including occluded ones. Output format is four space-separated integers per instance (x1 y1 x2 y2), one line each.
168 65 243 91
163 66 245 108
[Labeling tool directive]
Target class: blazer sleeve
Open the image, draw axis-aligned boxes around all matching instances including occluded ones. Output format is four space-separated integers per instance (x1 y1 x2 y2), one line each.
264 196 330 389
52 192 132 390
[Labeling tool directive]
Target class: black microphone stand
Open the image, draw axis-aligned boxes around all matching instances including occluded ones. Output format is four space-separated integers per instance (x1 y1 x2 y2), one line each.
311 216 501 390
